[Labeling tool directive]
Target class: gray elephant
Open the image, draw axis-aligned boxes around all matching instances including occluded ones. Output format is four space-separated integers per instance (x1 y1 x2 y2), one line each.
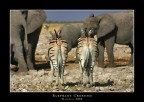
83 11 133 68
50 23 82 52
10 10 46 72
59 24 82 52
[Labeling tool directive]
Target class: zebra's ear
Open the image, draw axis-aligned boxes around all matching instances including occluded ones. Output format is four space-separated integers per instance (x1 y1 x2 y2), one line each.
81 28 87 37
49 31 56 40
94 35 98 41
57 30 61 38
81 28 85 34
49 31 54 35
54 29 59 39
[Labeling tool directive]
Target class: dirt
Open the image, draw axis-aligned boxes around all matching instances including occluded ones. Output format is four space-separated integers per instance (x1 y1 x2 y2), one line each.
10 34 134 92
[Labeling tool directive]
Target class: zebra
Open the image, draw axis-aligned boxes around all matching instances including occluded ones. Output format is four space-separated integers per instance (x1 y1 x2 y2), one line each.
48 29 68 86
76 29 98 86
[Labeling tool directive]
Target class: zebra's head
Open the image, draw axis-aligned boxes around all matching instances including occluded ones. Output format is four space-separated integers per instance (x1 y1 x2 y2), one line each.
81 28 95 38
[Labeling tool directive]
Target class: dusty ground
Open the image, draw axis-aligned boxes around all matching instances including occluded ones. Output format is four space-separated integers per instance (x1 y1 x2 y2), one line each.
10 24 134 92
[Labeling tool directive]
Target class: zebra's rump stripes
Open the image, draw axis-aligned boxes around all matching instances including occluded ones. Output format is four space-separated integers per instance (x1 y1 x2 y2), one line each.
76 37 98 86
48 38 68 86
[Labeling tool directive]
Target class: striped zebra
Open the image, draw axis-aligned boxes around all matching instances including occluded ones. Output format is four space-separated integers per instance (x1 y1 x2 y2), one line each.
76 29 98 86
48 29 68 86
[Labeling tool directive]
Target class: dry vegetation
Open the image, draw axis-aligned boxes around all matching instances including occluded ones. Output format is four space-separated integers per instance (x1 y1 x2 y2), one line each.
10 22 134 92
41 22 83 34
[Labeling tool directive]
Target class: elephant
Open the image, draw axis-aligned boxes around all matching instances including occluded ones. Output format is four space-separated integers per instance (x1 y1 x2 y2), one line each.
83 11 133 68
59 24 82 52
50 23 82 52
10 10 46 72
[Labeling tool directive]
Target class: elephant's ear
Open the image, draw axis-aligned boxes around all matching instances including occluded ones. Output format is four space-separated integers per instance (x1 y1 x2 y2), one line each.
97 14 115 38
27 10 47 34
21 10 28 20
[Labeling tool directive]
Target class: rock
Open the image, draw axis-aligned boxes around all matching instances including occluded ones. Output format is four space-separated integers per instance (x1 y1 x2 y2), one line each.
109 87 115 91
28 70 38 76
95 87 100 91
19 78 24 81
99 87 104 91
53 86 58 89
37 69 45 77
86 84 91 88
76 88 81 91
126 75 133 79
65 86 69 89
25 75 32 79
41 55 47 62
64 71 69 76
125 88 132 92
22 89 27 92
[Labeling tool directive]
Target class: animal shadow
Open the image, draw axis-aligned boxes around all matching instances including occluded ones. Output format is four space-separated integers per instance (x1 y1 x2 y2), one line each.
63 82 79 87
67 60 77 63
115 64 128 67
104 64 127 68
94 80 114 87
35 62 50 70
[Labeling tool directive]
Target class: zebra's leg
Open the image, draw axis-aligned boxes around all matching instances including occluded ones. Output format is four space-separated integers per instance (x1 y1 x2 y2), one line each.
86 68 90 84
83 68 89 86
60 65 64 85
55 66 59 86
79 61 83 84
50 61 54 85
89 66 94 86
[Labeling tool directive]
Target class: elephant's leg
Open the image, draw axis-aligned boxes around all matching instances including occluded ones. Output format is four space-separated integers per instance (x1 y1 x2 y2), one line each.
10 43 13 63
28 26 42 67
27 42 34 68
11 52 19 72
68 44 72 52
10 45 18 71
23 37 34 70
105 37 115 68
26 48 34 70
97 41 105 68
128 43 133 66
11 44 18 65
14 38 28 72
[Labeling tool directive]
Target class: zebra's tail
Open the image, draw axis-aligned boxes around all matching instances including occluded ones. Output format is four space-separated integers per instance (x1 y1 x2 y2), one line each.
57 48 63 77
82 45 90 68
